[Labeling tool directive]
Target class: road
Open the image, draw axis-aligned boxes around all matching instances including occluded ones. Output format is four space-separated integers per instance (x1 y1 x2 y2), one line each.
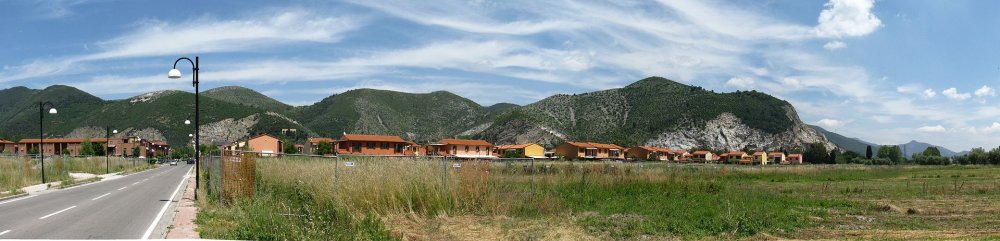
0 164 191 239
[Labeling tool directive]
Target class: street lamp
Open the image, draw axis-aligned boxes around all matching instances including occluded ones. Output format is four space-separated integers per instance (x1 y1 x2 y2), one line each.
38 101 57 184
170 56 200 199
106 128 118 174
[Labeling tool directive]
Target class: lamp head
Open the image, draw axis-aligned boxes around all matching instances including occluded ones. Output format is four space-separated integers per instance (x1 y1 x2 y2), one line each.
189 134 194 137
113 129 118 134
184 119 191 125
168 69 182 79
48 108 57 114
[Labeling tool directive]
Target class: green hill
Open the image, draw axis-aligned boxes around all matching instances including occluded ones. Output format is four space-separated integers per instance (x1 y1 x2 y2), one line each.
295 89 490 142
203 86 294 113
482 77 797 147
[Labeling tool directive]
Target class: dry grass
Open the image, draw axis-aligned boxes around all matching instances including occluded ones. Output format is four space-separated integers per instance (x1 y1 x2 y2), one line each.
0 155 153 192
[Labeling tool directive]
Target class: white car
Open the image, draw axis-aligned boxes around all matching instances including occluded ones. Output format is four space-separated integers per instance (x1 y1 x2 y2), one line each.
169 160 178 166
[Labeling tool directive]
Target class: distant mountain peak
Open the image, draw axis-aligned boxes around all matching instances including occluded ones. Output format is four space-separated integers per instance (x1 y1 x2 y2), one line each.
129 90 184 104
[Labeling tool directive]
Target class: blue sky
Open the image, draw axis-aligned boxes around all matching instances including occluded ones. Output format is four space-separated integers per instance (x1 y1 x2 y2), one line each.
1 0 999 151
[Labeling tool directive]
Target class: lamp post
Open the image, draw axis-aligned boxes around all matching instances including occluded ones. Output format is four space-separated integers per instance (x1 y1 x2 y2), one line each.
106 127 118 174
170 56 199 199
38 101 57 184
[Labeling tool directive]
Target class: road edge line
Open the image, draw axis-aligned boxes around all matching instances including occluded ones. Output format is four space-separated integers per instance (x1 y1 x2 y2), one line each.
142 166 191 240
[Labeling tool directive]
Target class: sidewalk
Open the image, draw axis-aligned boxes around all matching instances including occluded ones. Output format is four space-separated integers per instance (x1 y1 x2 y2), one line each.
165 170 200 239
21 171 127 195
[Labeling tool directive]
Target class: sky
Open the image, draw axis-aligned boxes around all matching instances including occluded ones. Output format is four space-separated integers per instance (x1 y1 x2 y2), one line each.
1 0 999 151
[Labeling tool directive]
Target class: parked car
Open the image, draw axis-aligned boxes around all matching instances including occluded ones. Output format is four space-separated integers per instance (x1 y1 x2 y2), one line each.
186 158 195 164
169 160 178 166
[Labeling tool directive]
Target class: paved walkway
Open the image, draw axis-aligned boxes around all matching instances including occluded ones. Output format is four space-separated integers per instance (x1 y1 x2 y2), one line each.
166 169 200 239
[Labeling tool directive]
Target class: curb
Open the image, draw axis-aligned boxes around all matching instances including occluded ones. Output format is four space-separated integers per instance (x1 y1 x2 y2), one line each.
0 193 29 202
57 177 103 189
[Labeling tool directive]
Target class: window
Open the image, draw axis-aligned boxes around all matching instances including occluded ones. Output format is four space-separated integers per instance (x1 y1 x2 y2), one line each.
476 146 480 153
382 142 389 149
367 142 375 149
451 145 457 154
353 142 361 152
465 146 469 152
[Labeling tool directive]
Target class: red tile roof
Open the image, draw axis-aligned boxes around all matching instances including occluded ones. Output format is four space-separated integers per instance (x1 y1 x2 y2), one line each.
752 151 767 155
787 154 802 158
768 152 785 157
438 139 492 146
692 150 713 155
340 134 407 143
0 139 14 144
497 143 538 149
18 138 110 143
307 137 334 143
563 141 624 150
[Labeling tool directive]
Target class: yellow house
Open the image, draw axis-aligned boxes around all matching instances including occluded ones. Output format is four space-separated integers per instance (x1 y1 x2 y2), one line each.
726 151 748 163
751 151 769 165
496 143 546 158
692 150 716 163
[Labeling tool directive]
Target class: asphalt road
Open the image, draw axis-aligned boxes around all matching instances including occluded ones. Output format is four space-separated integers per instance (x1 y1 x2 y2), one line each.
0 164 191 239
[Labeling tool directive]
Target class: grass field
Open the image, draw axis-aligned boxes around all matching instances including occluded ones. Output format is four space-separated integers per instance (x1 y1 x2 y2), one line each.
0 155 154 195
195 156 1000 240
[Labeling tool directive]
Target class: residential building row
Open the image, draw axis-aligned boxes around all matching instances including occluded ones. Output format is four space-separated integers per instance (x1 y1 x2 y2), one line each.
226 133 806 164
0 137 170 158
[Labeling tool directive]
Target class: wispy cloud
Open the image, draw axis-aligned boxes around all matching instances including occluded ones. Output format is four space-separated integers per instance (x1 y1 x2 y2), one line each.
0 10 362 82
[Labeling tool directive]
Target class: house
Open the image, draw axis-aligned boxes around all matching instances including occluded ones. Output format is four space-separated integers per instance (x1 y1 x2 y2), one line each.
625 146 673 161
336 134 413 156
739 155 754 165
17 138 109 156
246 134 283 156
692 150 716 163
0 139 16 154
726 151 748 164
554 141 625 160
751 151 769 165
496 143 546 158
406 141 421 156
425 139 495 159
787 154 803 164
769 152 786 164
674 150 692 162
305 137 335 155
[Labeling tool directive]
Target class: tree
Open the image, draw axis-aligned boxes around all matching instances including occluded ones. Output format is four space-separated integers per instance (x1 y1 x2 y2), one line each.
316 141 333 155
283 140 299 154
828 150 839 164
865 145 873 159
80 139 95 156
922 147 941 157
803 142 829 164
877 145 903 164
92 143 105 156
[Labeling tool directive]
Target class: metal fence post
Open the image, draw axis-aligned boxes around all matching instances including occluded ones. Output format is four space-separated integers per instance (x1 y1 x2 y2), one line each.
530 158 536 198
441 156 448 194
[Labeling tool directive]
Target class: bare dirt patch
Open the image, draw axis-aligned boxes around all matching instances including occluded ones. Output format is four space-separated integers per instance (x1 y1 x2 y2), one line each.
384 214 600 241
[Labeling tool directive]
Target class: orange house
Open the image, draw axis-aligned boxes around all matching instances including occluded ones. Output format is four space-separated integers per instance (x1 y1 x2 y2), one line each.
306 137 335 155
336 134 413 156
554 141 625 160
246 134 283 156
626 146 673 161
691 150 716 163
17 138 110 156
424 139 494 159
0 139 15 154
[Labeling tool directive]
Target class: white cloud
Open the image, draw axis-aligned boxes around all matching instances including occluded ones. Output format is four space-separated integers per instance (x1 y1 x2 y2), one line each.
974 85 996 97
942 87 971 101
817 118 846 128
814 0 882 38
872 115 893 124
780 77 802 89
916 125 946 133
0 10 362 83
823 41 846 50
896 84 920 94
982 122 1000 134
725 77 755 89
922 89 936 98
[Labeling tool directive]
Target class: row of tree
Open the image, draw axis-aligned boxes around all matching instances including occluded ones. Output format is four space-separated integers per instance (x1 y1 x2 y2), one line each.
803 143 950 165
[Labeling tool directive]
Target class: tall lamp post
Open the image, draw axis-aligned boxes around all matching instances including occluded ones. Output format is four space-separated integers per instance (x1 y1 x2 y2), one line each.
106 127 118 174
169 56 199 199
38 102 57 184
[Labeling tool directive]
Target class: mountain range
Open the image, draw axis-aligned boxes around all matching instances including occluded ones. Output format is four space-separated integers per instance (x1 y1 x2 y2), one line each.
0 77 835 152
810 125 960 157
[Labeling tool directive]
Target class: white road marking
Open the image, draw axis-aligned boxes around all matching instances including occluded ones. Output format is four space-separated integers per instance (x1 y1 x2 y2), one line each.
132 182 140 185
0 230 10 236
39 206 76 220
92 193 111 201
142 166 191 240
118 186 128 190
